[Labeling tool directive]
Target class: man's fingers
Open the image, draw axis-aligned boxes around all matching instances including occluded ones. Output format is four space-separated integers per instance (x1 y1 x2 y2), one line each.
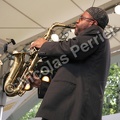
30 42 35 48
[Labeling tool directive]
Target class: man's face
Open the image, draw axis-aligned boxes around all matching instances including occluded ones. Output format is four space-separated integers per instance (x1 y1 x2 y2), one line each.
75 11 95 36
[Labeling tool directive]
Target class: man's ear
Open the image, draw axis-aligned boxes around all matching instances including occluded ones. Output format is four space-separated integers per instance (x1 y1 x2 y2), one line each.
93 20 98 25
90 20 98 26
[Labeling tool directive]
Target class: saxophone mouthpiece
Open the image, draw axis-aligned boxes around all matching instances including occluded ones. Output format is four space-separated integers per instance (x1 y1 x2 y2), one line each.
66 24 76 29
69 26 76 29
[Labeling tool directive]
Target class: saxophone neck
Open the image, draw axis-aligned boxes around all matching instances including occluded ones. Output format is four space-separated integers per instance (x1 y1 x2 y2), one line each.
44 22 75 40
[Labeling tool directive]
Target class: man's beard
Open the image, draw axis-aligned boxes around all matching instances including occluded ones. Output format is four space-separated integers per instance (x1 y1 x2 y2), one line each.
75 27 82 36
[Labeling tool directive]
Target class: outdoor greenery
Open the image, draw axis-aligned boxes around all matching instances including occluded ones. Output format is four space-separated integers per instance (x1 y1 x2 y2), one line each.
102 63 120 115
20 63 120 120
19 102 41 120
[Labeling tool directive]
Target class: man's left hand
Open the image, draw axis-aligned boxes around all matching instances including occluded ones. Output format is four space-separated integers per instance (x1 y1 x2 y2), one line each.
30 38 47 49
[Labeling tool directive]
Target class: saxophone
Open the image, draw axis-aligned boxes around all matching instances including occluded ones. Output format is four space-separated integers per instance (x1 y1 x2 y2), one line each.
4 22 75 97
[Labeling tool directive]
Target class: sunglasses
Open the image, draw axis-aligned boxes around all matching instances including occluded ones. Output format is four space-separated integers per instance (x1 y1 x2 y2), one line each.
79 16 95 22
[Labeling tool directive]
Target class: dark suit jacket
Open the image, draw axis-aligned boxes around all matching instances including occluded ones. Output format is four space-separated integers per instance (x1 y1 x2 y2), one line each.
36 25 110 120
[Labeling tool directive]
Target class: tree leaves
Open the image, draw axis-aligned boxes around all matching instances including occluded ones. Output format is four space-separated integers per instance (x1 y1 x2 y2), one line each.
103 64 120 115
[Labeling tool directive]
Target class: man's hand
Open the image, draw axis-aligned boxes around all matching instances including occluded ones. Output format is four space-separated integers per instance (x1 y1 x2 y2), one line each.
27 74 41 88
30 38 47 49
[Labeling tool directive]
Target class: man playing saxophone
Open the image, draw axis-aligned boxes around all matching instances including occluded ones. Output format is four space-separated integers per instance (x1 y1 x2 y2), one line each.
30 7 110 120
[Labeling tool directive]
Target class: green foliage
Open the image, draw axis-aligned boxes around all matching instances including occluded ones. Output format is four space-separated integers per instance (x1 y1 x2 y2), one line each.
19 102 41 120
102 63 120 115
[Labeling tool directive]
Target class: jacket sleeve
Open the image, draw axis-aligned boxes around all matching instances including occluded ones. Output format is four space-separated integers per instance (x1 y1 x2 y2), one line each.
38 26 105 61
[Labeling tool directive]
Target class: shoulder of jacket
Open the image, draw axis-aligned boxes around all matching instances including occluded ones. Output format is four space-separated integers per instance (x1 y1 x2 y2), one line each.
84 25 103 35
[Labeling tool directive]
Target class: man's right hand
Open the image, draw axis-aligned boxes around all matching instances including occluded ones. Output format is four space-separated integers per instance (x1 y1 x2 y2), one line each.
27 74 41 88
